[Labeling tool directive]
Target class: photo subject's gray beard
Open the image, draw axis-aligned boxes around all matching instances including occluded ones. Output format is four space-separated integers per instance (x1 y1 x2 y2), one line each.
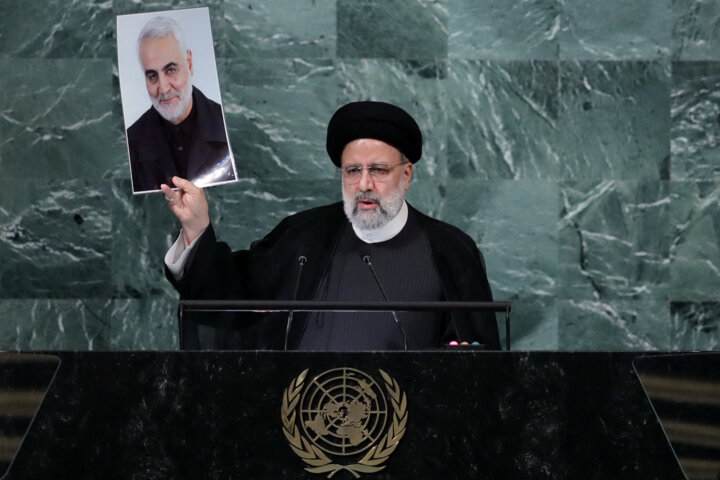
342 183 405 231
151 80 192 123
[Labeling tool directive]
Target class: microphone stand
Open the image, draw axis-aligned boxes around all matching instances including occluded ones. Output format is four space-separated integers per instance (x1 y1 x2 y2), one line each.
362 254 408 351
284 256 307 350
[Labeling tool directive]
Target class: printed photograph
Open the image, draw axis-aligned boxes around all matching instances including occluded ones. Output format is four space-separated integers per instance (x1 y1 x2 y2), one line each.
117 7 237 194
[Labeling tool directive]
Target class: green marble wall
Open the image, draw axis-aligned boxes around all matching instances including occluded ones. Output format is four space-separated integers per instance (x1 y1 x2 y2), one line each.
1 0 719 351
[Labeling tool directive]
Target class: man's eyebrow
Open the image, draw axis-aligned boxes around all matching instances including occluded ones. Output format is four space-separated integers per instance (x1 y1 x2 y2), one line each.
144 62 179 77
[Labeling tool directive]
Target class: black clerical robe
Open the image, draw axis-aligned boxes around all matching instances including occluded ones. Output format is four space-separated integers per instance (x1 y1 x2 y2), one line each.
168 202 500 350
298 207 445 350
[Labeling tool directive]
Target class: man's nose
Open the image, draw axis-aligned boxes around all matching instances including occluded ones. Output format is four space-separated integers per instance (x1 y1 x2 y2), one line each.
158 74 171 94
358 167 375 190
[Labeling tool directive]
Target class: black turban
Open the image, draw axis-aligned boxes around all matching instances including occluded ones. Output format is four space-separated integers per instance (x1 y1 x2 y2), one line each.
326 101 423 167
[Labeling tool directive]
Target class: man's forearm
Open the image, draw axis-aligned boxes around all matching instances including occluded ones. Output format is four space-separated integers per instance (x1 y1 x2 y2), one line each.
165 227 207 280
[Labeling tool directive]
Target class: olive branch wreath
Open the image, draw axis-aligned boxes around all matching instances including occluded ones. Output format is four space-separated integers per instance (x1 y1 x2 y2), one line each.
281 369 407 479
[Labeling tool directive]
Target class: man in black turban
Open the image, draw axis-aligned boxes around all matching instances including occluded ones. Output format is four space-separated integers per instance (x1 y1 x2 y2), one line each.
162 101 500 351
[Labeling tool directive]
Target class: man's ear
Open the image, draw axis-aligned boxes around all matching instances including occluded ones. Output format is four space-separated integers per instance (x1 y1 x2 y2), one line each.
403 162 413 190
186 49 193 76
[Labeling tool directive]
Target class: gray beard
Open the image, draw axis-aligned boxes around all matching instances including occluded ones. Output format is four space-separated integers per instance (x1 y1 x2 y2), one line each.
151 80 193 123
342 180 406 230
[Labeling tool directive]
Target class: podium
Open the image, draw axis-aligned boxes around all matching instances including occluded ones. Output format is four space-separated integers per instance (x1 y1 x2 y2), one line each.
1 351 691 479
177 299 512 351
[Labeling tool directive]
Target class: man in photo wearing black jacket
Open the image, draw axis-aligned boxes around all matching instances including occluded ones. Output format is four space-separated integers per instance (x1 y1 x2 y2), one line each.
127 16 234 193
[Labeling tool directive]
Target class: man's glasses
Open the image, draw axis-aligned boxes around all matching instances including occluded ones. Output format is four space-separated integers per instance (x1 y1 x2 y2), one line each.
340 163 406 183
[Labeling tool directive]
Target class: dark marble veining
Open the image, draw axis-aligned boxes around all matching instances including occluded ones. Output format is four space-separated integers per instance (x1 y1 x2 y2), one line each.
672 0 720 60
220 0 336 58
337 0 448 59
560 0 671 60
558 300 671 350
671 61 720 180
0 179 112 299
448 0 559 60
438 179 559 349
0 1 115 58
108 299 178 350
671 302 720 351
559 61 671 180
218 58 339 181
109 178 179 299
669 181 720 301
559 181 671 300
0 298 178 351
0 300 111 350
204 178 341 251
445 60 560 179
0 59 118 181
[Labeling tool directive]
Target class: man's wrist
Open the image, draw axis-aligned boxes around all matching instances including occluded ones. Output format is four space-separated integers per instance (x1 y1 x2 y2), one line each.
182 223 209 247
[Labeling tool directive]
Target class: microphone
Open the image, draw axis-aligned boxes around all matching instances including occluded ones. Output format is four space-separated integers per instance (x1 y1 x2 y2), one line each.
361 254 408 350
284 255 307 350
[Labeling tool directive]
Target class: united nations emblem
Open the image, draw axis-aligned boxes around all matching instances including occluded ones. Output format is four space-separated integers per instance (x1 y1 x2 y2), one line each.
281 368 408 478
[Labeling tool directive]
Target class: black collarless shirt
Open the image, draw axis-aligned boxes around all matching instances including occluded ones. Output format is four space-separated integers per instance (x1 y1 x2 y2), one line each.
160 94 198 179
296 210 444 351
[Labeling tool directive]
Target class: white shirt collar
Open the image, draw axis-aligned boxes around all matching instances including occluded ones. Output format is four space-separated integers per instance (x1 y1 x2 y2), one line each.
351 201 408 244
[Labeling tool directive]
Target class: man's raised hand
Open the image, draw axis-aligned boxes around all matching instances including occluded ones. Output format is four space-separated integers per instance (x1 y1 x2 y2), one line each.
160 176 210 247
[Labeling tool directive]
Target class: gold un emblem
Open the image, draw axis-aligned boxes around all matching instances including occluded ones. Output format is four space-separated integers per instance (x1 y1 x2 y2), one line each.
281 367 408 478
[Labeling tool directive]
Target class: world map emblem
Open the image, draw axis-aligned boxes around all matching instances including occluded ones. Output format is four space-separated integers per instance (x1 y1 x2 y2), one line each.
281 368 408 478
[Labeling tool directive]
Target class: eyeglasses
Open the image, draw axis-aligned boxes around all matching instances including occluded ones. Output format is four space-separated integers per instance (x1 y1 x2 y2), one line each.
340 163 406 183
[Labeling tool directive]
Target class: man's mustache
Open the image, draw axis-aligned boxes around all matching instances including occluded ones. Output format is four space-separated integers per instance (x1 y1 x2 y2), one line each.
355 191 381 202
352 192 387 215
155 90 180 102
